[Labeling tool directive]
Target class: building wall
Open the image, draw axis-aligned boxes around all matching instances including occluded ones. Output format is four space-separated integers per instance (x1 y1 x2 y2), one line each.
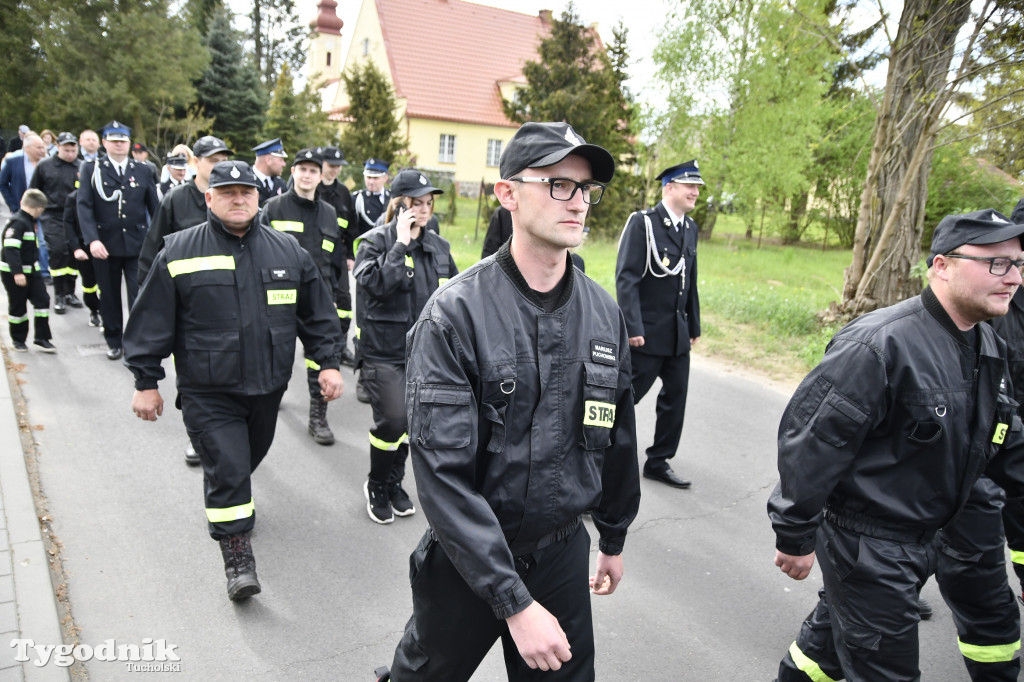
307 29 344 87
407 118 516 192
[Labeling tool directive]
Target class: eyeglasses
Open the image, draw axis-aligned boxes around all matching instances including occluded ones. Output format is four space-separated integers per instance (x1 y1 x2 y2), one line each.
507 177 606 205
943 253 1024 276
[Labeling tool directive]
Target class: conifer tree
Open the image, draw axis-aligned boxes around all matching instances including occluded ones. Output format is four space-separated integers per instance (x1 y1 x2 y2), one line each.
338 61 407 168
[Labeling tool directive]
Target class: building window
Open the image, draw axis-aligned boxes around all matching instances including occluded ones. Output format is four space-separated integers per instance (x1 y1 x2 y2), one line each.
362 38 370 56
439 134 456 164
326 52 332 67
486 139 502 167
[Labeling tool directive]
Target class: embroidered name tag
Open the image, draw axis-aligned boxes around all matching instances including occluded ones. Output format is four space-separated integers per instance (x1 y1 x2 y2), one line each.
591 340 617 366
270 268 289 280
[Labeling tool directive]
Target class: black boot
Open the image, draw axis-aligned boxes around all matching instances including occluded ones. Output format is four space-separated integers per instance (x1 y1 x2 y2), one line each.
356 372 370 403
54 294 66 315
218 532 261 601
339 345 356 367
308 396 335 445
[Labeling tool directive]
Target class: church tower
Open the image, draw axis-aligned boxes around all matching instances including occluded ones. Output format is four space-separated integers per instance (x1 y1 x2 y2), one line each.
307 0 344 87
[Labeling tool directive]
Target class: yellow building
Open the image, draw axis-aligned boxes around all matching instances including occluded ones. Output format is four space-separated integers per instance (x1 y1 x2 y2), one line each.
306 0 555 195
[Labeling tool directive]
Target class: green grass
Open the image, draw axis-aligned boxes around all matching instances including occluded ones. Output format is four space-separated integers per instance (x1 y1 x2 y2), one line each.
441 199 849 381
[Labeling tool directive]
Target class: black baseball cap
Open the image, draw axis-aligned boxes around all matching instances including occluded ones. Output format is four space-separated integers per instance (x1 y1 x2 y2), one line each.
391 169 443 198
207 161 261 189
56 132 77 146
292 148 323 168
193 136 233 158
132 142 149 154
499 122 614 183
928 209 1024 267
321 146 348 166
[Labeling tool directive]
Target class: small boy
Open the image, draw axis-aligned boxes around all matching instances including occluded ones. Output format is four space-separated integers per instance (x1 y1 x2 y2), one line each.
2 188 56 353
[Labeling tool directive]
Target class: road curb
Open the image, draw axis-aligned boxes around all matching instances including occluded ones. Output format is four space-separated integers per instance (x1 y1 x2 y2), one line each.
1 343 70 681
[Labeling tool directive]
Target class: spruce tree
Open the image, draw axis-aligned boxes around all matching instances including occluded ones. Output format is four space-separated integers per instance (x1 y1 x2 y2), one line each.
196 9 267 150
338 61 407 168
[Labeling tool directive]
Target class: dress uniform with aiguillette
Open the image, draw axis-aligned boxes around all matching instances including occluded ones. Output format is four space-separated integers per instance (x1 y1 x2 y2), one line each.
615 160 703 488
350 158 391 247
123 161 342 601
251 138 288 207
76 120 159 359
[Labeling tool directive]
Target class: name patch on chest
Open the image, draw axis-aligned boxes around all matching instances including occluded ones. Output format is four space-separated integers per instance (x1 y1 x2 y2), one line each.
591 340 617 366
267 289 296 305
270 268 289 280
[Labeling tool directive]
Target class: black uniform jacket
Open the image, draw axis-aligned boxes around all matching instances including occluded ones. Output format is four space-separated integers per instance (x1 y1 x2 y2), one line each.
63 191 86 253
256 176 287 207
138 181 207 284
768 288 1024 557
123 213 341 396
615 202 700 356
77 157 159 258
353 220 456 365
259 188 342 301
30 155 79 213
317 180 353 249
990 289 1024 404
2 210 41 274
405 243 641 619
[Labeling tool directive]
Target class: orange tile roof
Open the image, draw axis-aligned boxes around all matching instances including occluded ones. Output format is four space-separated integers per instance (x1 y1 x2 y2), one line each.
375 0 551 128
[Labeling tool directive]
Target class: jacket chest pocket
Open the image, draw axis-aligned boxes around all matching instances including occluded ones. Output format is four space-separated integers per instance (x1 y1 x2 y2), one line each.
262 267 298 315
581 362 617 451
178 269 238 320
181 329 241 386
901 389 966 448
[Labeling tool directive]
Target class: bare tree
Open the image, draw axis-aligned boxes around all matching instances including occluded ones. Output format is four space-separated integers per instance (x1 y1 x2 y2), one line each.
838 0 994 317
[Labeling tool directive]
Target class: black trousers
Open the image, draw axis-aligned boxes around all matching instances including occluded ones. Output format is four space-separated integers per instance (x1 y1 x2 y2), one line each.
1 271 50 343
93 254 139 348
40 211 75 298
74 254 100 312
390 522 596 681
363 362 409 484
180 388 286 539
778 481 1020 681
630 350 690 466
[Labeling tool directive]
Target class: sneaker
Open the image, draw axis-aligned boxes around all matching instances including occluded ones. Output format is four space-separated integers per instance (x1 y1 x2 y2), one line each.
54 296 66 315
11 341 28 352
389 484 416 517
364 480 393 524
33 339 57 354
374 667 391 682
184 444 201 466
65 294 84 309
88 311 102 327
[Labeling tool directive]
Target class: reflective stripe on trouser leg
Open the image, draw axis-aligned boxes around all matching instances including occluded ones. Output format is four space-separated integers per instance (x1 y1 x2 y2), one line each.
206 498 255 523
786 642 838 682
959 638 1021 663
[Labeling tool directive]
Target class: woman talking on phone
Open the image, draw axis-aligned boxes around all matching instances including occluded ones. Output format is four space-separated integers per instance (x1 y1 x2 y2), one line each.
353 169 458 525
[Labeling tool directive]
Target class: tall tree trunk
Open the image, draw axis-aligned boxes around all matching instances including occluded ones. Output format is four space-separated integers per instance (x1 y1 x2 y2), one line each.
838 0 973 319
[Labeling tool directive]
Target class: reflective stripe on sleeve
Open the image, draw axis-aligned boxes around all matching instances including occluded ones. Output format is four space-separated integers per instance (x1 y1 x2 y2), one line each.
167 255 236 278
337 309 352 319
959 638 1021 663
306 358 321 370
788 642 837 682
3 238 20 248
205 498 255 523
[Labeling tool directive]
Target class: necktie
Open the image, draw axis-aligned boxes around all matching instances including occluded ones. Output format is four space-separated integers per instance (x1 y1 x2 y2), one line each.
266 179 273 193
117 165 123 179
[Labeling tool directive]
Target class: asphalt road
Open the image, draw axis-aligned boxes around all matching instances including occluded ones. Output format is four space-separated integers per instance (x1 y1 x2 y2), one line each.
4 286 990 681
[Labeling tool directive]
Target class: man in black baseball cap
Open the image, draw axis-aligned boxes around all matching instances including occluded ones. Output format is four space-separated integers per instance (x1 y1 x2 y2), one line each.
377 123 639 681
261 149 346 446
769 207 1024 680
124 157 342 601
317 145 357 368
